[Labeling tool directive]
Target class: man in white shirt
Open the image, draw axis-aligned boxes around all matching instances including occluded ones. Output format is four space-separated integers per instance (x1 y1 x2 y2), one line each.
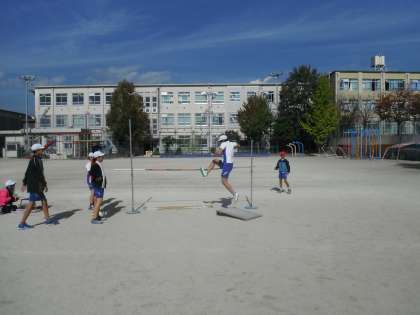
200 135 240 201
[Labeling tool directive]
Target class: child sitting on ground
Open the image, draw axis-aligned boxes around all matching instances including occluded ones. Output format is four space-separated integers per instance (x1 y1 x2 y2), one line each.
274 151 291 194
0 180 19 213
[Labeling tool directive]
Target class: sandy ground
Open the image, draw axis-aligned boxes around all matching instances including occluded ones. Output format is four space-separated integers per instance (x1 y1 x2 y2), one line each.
0 155 420 315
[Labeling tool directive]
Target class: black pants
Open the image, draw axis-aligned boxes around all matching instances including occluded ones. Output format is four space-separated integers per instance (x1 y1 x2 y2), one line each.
1 204 17 214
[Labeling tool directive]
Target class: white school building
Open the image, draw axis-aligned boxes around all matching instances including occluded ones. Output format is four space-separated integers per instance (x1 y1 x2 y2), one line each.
31 83 280 156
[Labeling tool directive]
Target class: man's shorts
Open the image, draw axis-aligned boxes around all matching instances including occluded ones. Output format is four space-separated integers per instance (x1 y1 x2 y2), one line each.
279 172 288 180
221 163 234 178
93 187 105 198
29 192 46 202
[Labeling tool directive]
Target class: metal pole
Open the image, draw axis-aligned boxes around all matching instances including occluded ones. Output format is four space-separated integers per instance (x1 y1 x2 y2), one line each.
127 118 140 214
25 80 29 150
245 139 257 210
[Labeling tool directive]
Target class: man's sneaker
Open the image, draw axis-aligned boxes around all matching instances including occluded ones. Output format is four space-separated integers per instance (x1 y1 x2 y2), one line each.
88 204 94 210
199 167 208 177
287 188 292 194
91 218 103 224
17 223 33 230
233 193 239 202
279 188 285 193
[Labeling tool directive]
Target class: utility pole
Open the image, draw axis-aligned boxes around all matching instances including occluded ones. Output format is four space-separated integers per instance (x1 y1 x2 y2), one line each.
20 75 35 151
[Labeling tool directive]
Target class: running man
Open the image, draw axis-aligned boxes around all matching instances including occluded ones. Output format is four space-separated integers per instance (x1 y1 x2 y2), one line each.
200 134 240 201
18 143 54 230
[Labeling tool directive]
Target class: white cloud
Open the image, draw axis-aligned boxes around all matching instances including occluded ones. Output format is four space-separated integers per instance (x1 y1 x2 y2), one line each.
87 66 171 84
36 75 66 85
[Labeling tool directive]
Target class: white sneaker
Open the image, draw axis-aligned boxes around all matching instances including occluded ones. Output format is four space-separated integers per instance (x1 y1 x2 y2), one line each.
200 167 208 177
233 193 239 202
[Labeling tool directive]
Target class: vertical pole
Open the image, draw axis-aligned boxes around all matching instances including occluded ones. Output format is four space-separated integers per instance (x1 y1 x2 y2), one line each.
127 118 139 214
25 80 29 151
245 139 257 210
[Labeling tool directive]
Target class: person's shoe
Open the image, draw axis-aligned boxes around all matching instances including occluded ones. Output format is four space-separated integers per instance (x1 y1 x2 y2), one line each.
233 192 239 202
200 167 208 177
91 218 103 224
279 188 285 193
287 188 292 194
17 223 33 230
88 204 94 210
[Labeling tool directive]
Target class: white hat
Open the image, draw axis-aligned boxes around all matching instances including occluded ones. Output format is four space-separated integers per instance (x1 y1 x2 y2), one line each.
218 135 228 142
88 152 94 158
31 143 44 152
5 179 16 187
93 151 105 158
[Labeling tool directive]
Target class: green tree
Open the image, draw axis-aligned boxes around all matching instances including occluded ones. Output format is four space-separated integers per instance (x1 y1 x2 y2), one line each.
162 136 175 153
300 76 339 150
237 95 273 144
376 89 411 138
106 80 150 155
277 65 320 143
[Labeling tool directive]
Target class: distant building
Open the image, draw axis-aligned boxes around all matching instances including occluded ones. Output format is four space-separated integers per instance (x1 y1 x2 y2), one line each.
32 83 280 156
330 70 420 135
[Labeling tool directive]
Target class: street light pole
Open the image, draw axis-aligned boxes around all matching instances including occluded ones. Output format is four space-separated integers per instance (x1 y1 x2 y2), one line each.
202 89 217 152
20 75 35 151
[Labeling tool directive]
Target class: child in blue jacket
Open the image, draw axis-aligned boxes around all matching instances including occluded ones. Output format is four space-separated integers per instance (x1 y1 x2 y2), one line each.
274 151 291 194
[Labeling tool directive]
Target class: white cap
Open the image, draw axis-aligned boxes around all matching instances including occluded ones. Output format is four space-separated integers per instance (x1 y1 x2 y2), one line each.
5 179 16 187
218 135 228 142
93 151 105 158
88 152 94 158
31 143 44 152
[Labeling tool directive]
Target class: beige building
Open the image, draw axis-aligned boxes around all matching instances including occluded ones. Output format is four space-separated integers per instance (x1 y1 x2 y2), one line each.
330 70 420 135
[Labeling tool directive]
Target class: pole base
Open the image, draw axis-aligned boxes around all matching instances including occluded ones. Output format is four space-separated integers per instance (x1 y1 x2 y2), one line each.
126 209 141 214
244 205 258 210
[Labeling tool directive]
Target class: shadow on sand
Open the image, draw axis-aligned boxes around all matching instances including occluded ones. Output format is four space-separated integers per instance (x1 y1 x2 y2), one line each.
398 162 420 170
102 200 124 218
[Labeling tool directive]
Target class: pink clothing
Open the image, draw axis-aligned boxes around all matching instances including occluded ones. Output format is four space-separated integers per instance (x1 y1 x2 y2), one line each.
0 188 16 206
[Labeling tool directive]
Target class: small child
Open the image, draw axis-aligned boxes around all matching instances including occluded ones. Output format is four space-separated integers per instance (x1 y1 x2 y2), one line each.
274 151 291 194
89 151 107 224
0 180 18 214
85 152 95 210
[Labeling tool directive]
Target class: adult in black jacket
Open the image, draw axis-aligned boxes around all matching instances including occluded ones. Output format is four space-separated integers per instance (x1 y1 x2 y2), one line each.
89 151 107 224
18 143 53 229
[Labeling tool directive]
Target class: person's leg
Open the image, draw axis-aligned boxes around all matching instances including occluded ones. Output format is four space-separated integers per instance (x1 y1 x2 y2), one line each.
284 179 289 188
20 201 34 224
41 199 50 220
279 178 283 189
92 197 103 220
89 188 95 208
221 177 235 195
206 159 220 175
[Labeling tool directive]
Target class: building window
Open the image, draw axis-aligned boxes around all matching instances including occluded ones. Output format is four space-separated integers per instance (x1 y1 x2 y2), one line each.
385 79 405 91
339 79 358 91
229 91 241 102
144 96 151 112
88 114 102 127
178 92 190 104
229 113 238 124
72 93 84 105
152 118 158 135
177 113 191 126
195 113 207 125
40 94 51 106
106 93 113 105
213 92 224 104
72 115 85 128
410 80 420 91
89 93 101 105
265 91 274 103
161 114 174 126
39 115 51 128
193 135 207 149
55 115 68 128
195 92 207 104
362 79 381 91
247 91 257 98
55 93 67 105
177 135 191 149
161 92 174 104
212 113 224 125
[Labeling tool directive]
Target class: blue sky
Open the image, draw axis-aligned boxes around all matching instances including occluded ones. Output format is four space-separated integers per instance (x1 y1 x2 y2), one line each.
1 0 420 113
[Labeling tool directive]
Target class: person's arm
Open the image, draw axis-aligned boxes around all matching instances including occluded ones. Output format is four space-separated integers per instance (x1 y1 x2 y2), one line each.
274 160 279 170
214 147 223 155
286 160 290 173
21 159 33 191
235 143 240 149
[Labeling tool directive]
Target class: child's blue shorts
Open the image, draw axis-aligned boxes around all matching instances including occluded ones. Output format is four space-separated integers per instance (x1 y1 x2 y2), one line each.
93 187 104 198
29 192 46 202
221 163 234 178
279 172 288 180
